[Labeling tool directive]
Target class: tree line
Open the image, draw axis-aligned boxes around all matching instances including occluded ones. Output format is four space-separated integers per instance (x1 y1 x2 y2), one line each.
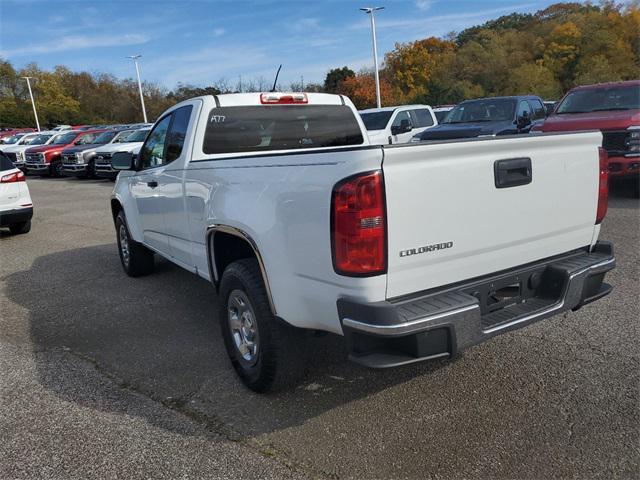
327 1 639 108
1 1 638 127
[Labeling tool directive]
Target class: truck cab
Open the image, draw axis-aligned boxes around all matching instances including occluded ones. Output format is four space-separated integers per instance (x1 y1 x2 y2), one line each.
359 105 438 145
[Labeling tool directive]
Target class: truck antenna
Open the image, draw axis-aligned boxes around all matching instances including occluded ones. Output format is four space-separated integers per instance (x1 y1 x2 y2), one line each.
271 65 282 92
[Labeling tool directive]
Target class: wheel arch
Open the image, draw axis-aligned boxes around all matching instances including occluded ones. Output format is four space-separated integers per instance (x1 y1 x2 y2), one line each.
206 224 276 315
110 198 123 224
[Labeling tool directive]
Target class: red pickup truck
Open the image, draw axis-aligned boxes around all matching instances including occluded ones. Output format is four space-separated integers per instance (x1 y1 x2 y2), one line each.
24 129 105 177
536 80 639 193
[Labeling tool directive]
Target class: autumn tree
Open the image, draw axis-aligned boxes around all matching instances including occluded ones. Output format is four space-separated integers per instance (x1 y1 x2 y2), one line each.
324 67 355 93
336 73 396 109
384 37 455 101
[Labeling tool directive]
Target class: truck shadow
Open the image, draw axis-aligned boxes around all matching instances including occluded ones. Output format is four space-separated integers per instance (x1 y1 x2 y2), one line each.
4 244 449 439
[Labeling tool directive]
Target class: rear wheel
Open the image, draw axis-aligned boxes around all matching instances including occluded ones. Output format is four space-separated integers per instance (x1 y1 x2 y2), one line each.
115 211 154 277
219 258 307 392
9 220 31 235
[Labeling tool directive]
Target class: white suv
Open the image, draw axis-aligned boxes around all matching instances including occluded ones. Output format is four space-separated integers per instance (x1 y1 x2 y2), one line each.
0 153 33 234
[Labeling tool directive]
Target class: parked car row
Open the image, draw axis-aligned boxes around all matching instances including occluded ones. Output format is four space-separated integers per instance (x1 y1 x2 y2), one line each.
358 80 638 188
0 123 151 180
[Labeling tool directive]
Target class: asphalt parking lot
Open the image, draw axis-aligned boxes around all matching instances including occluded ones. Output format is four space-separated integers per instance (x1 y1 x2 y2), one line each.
1 176 638 479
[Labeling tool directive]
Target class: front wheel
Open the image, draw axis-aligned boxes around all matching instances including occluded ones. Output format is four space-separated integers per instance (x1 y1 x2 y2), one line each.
86 160 96 179
219 259 307 392
50 160 63 178
115 211 154 277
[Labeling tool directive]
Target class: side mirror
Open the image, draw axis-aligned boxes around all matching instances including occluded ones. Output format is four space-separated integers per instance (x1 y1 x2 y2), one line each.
516 113 531 129
111 151 136 171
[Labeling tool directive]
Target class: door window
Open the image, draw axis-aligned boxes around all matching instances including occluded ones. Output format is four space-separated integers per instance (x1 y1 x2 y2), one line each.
528 99 546 120
391 110 412 128
409 109 434 128
138 115 172 169
516 100 531 120
166 105 193 162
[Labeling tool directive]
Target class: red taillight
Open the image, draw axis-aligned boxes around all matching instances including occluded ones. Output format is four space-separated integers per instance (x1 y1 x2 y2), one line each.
260 93 308 104
596 147 608 224
1 170 25 183
332 170 386 276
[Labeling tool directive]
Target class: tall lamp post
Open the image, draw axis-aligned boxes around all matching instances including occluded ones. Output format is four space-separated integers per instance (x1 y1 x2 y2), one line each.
126 55 148 123
21 76 41 131
360 6 384 109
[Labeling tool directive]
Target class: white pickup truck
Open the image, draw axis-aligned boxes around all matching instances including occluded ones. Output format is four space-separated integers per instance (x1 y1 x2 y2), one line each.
110 92 614 392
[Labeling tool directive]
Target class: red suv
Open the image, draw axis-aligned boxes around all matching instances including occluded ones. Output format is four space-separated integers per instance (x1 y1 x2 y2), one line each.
536 80 639 190
24 129 106 177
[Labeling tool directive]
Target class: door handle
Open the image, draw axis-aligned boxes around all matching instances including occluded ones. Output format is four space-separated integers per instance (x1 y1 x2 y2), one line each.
494 158 532 188
147 180 158 188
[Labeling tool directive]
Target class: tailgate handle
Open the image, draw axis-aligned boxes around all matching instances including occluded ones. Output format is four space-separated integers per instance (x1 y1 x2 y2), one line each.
494 157 532 188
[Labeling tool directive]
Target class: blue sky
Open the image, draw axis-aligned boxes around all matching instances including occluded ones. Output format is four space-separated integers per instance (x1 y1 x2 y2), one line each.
1 0 584 89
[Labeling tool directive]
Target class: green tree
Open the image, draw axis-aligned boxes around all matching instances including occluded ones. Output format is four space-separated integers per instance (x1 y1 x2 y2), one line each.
507 63 562 99
324 67 355 93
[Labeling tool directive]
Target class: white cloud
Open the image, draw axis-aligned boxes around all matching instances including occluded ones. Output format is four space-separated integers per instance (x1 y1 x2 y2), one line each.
213 28 226 37
1 34 150 57
416 0 433 11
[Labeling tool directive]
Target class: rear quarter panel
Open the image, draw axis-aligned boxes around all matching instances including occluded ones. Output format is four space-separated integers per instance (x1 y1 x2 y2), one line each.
184 147 386 334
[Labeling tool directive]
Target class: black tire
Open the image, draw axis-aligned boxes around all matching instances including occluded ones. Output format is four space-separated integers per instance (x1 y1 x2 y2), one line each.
86 160 96 179
115 211 154 277
50 159 63 178
9 220 31 235
219 259 307 392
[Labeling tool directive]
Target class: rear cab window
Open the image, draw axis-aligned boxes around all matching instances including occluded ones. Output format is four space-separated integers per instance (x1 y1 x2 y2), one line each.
202 105 364 155
410 109 435 128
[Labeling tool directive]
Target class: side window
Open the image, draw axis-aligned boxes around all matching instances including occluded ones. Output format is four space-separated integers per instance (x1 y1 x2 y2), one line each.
166 105 193 162
138 115 172 169
529 99 546 120
410 109 435 128
391 110 412 127
516 100 531 119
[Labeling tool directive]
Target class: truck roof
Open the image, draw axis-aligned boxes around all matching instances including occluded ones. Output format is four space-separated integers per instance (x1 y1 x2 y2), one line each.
567 79 640 91
460 95 542 103
201 92 349 107
359 104 431 114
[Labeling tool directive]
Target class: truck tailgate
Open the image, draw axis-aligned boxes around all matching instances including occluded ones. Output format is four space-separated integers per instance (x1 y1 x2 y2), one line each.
382 131 602 299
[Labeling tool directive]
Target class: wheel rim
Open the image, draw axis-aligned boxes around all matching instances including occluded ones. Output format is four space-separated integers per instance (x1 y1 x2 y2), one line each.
227 289 259 365
119 224 130 268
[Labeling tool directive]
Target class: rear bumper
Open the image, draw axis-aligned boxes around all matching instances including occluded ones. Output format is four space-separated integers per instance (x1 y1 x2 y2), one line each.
0 207 33 227
608 155 640 178
338 242 615 368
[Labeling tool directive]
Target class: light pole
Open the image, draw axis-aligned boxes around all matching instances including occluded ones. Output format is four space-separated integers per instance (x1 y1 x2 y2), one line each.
126 55 148 123
360 6 384 108
21 76 41 131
